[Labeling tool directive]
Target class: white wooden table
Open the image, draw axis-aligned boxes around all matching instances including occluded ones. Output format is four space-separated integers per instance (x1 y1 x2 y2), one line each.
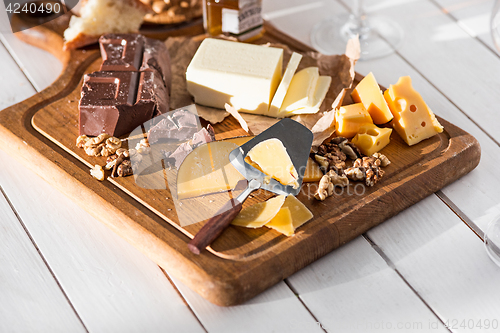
1 0 500 332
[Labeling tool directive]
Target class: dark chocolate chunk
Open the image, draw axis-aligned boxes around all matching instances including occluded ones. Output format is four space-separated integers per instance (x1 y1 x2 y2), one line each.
140 37 172 93
99 34 144 72
79 71 155 137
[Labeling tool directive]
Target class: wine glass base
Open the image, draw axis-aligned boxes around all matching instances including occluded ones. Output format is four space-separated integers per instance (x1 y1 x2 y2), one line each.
485 221 500 267
311 15 403 60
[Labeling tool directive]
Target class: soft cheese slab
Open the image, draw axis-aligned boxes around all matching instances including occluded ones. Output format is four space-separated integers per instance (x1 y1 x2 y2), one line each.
384 76 443 146
268 52 303 117
186 38 283 115
246 138 299 189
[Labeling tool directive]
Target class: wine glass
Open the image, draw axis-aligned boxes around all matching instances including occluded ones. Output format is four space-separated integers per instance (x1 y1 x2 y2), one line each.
310 0 403 60
484 0 500 267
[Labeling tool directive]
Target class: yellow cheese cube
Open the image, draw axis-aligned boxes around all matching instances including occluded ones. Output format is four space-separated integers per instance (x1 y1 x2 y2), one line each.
384 76 444 146
351 72 393 124
302 157 323 183
335 103 373 138
246 138 299 189
186 38 283 115
351 124 393 156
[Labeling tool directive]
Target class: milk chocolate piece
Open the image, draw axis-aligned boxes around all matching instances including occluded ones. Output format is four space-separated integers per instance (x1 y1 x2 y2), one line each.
79 71 155 137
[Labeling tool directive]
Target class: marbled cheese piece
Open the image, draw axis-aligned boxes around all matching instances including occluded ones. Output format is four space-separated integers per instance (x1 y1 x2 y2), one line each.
384 76 443 146
246 138 299 189
186 38 283 115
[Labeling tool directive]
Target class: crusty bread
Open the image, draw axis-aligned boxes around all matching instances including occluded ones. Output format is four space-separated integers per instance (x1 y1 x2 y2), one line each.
63 0 152 50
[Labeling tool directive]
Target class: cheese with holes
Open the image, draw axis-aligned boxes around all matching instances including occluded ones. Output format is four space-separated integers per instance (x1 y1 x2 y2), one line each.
265 207 294 236
351 123 392 156
186 38 283 115
278 75 331 117
268 52 303 117
335 103 373 138
246 138 299 189
351 72 393 124
176 137 252 199
232 195 286 228
303 157 323 182
384 76 443 146
279 67 319 113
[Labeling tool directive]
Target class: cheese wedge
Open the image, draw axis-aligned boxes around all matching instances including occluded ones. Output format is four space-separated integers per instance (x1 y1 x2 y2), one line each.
384 76 443 146
351 72 393 124
246 138 299 189
268 52 303 117
265 207 294 236
232 195 287 228
351 123 392 156
186 38 283 115
279 67 319 113
176 137 252 199
335 103 373 138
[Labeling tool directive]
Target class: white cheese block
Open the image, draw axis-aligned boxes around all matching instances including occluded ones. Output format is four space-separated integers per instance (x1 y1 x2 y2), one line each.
278 75 331 117
186 38 283 115
268 52 303 117
279 67 319 114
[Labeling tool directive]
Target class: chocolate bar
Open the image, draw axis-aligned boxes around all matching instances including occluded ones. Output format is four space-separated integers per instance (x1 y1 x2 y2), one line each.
79 71 156 137
79 34 171 137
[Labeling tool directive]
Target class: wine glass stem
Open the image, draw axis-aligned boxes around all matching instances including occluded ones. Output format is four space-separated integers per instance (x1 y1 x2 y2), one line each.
343 0 370 40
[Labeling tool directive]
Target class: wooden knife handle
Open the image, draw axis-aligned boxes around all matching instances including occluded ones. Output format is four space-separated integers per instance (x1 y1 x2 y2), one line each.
188 198 243 255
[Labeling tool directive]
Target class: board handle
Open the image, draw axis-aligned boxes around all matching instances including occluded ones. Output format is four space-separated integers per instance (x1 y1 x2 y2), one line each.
188 179 261 255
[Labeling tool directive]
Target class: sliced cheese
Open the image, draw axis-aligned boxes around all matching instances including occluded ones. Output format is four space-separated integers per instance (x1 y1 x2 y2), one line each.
246 138 299 189
303 157 323 183
335 103 373 138
282 195 313 229
279 67 319 113
351 72 393 124
265 207 294 236
278 75 331 117
268 52 303 117
186 38 283 115
176 137 252 199
351 123 392 156
384 76 444 146
231 195 286 228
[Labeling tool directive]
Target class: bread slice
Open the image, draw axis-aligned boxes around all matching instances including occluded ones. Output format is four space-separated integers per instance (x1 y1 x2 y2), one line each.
63 0 152 50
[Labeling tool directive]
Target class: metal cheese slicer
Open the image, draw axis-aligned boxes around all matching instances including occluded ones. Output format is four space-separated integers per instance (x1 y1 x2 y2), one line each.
188 118 313 255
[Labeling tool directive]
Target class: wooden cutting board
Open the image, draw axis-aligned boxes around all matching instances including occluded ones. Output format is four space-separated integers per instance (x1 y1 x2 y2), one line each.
0 12 481 306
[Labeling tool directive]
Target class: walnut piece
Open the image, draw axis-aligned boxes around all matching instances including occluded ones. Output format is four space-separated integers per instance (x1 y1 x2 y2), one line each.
316 140 347 174
76 134 121 157
90 164 105 181
135 138 151 154
117 160 133 177
314 170 349 201
344 154 389 187
76 135 90 148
